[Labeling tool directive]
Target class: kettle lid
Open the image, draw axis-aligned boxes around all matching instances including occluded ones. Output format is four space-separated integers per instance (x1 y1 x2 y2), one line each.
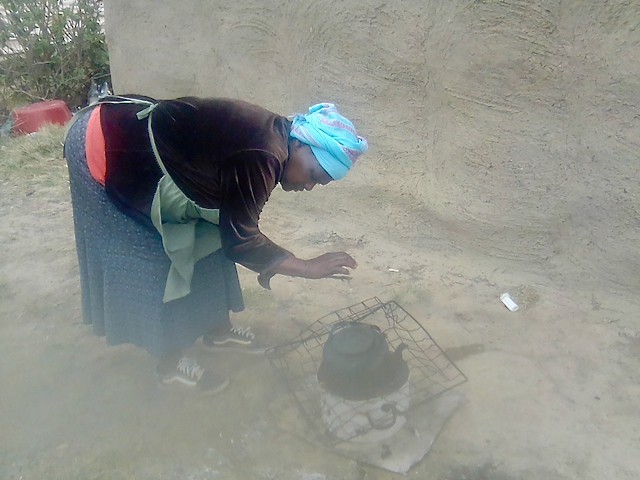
326 322 382 357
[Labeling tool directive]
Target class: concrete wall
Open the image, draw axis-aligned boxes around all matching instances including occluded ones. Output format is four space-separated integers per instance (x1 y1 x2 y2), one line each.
103 0 640 284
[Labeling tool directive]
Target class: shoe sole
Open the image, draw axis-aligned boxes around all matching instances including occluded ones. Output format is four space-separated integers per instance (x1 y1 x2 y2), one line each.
211 338 253 346
159 376 230 395
201 342 267 355
160 375 198 387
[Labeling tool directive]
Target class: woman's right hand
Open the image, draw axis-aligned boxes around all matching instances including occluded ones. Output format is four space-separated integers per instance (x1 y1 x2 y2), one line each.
261 252 358 289
302 252 357 279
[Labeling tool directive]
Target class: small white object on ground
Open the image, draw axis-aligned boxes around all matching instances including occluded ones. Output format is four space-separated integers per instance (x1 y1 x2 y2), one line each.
388 268 400 273
500 293 519 312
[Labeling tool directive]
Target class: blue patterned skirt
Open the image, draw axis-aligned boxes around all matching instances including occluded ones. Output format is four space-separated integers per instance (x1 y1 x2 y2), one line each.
64 111 244 357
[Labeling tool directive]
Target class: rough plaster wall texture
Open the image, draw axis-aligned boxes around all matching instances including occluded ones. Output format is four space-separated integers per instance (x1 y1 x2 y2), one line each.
104 0 639 286
102 0 451 195
551 2 640 288
426 2 639 273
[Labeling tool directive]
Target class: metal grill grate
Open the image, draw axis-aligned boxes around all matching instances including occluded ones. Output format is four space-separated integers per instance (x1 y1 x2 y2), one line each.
266 297 467 445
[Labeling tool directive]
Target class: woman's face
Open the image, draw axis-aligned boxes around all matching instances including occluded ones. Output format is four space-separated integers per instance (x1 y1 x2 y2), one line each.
281 141 333 192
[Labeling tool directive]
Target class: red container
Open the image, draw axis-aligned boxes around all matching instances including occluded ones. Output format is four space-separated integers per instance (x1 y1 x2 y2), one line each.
12 100 72 135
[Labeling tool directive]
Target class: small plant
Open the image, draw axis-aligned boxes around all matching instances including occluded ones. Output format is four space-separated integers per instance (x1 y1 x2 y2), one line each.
0 0 109 121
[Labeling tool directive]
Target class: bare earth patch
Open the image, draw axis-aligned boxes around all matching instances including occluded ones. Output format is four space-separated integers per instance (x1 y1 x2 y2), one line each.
0 122 638 479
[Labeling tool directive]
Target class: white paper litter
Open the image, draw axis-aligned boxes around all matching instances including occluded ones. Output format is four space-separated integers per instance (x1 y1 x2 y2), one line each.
500 292 519 312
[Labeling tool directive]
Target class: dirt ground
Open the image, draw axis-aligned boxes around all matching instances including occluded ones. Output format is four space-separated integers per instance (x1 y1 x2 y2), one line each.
2 2 640 479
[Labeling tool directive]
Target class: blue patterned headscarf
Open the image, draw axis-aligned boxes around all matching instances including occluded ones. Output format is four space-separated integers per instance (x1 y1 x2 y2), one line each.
290 103 368 180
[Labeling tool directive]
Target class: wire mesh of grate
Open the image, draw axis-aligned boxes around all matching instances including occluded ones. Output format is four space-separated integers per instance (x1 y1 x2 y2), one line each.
266 297 467 445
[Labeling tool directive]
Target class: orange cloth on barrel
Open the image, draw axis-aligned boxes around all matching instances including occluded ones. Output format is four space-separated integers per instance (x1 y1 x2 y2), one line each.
85 105 106 185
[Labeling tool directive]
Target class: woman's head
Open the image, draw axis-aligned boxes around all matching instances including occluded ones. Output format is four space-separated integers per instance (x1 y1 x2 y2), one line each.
281 139 333 191
285 103 367 188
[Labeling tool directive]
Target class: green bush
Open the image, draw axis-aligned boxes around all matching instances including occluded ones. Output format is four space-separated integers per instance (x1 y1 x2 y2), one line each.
0 0 109 120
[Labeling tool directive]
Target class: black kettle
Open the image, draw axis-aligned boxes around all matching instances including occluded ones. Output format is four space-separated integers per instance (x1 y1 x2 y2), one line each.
317 322 409 401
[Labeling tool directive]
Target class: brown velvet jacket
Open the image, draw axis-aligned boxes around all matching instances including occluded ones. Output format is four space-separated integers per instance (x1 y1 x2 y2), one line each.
99 96 293 275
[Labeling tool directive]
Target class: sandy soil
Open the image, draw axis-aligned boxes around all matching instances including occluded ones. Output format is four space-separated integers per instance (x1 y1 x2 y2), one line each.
2 2 640 478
